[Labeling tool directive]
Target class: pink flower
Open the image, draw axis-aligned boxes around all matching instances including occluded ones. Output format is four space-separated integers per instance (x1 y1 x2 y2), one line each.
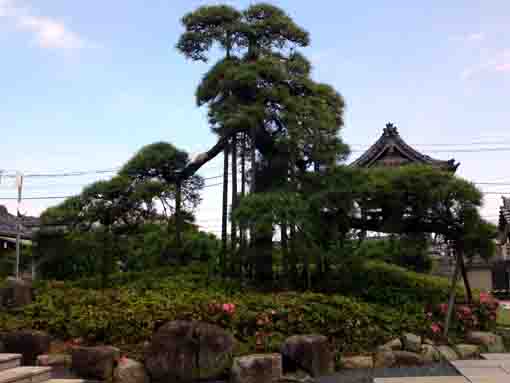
426 312 433 319
430 323 441 334
222 303 236 315
480 292 490 303
439 303 449 314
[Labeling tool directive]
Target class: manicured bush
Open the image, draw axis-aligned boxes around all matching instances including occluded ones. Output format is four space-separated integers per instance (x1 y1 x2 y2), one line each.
354 235 432 273
324 259 463 307
0 265 427 355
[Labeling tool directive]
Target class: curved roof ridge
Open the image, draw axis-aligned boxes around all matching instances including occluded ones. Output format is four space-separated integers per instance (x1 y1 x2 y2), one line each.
350 123 459 172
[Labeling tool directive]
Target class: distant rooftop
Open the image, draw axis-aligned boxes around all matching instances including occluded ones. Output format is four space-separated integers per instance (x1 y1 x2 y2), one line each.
0 205 40 239
351 123 459 172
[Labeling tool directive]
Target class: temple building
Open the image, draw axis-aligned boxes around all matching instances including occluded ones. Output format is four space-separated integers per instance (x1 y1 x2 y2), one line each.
351 123 459 171
498 197 510 259
351 123 503 292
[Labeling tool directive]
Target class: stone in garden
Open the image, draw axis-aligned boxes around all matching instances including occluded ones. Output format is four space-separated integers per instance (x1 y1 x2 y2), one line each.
455 344 480 359
2 277 32 307
37 354 72 367
71 346 120 381
392 351 425 366
144 320 236 383
421 344 440 363
114 357 149 383
423 338 435 346
341 356 373 369
0 330 51 365
231 354 282 383
437 345 459 361
373 350 396 368
378 338 402 351
465 331 505 353
401 333 422 353
279 370 315 383
280 335 333 377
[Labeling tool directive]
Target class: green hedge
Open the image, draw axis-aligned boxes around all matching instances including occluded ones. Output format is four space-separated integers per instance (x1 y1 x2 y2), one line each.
326 259 463 307
0 267 427 355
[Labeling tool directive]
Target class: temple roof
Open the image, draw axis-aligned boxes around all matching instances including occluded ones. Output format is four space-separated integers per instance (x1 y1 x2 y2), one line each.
500 197 510 227
351 123 459 172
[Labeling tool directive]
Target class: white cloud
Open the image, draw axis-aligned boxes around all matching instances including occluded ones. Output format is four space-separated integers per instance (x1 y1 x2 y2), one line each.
461 49 510 79
0 0 90 50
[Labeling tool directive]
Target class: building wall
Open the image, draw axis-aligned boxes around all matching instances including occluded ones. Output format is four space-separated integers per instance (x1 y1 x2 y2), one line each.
467 269 493 292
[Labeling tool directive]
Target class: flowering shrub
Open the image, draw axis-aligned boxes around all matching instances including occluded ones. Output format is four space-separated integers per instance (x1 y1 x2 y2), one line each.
425 292 499 339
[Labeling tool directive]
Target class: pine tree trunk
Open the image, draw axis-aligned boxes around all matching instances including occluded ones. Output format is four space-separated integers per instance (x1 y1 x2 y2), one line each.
459 252 473 303
221 144 229 276
281 223 289 285
240 133 247 255
175 180 183 264
231 134 238 271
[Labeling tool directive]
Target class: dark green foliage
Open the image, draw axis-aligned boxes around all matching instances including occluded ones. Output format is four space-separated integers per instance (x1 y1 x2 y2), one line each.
354 235 433 273
326 259 463 307
0 265 428 355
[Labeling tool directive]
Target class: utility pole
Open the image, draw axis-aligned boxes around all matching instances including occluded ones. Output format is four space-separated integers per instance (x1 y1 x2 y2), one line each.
15 172 23 279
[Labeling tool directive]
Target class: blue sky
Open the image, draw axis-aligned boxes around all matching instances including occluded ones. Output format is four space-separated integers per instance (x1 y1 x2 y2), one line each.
0 0 509 232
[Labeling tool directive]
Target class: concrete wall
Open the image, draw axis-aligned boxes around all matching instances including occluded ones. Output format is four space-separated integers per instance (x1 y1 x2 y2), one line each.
467 269 493 292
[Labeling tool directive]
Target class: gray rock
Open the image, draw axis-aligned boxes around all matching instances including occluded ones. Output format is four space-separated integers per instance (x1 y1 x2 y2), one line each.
437 346 458 361
393 351 425 366
374 350 396 368
36 354 72 367
1 277 33 307
144 320 236 383
341 356 373 369
231 354 282 383
279 370 315 383
401 333 422 353
0 330 51 365
114 358 149 383
466 332 505 353
378 338 402 351
281 335 333 377
71 346 120 381
455 344 480 359
421 344 440 363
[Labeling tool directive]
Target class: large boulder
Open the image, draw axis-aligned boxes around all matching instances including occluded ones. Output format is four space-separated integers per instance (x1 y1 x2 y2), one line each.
392 351 425 366
281 335 333 377
436 346 458 361
466 332 505 353
374 350 396 368
1 277 32 307
455 344 480 359
114 357 149 383
144 320 236 383
401 333 422 353
279 371 315 383
378 338 402 351
231 354 282 383
71 346 120 381
0 330 51 365
341 356 373 369
421 345 440 363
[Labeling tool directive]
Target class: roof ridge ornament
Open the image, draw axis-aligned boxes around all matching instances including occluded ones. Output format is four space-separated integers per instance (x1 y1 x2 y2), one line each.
383 122 399 136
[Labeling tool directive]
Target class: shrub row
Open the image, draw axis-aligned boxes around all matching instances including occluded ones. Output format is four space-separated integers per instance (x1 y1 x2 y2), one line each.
324 259 464 307
0 271 427 355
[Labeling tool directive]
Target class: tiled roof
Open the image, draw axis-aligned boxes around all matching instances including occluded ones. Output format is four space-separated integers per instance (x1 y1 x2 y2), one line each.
351 123 459 172
0 205 39 239
501 197 510 225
